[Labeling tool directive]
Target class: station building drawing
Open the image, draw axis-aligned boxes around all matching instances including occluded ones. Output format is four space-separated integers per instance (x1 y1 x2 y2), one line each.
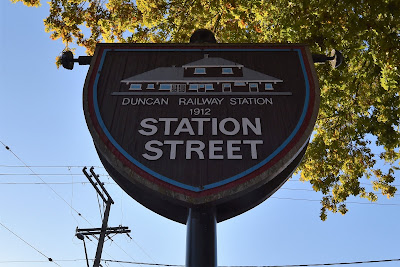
120 54 283 94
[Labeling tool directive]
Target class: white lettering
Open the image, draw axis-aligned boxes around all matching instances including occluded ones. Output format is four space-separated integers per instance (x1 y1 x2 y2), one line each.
242 118 262 135
139 117 265 161
179 98 186 105
229 97 273 105
174 118 195 135
227 140 242 159
159 118 178 135
243 140 263 159
139 117 262 137
164 140 184 159
212 118 218 136
142 140 163 160
138 118 158 136
122 98 130 105
219 118 240 136
141 140 264 160
186 140 205 159
191 118 211 135
209 140 224 159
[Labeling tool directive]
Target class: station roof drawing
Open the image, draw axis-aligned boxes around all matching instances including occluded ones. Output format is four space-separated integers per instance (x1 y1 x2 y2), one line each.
181 56 244 68
121 56 283 84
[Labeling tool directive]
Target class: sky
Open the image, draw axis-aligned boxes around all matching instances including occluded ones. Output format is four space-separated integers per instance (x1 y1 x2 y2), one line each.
0 1 399 267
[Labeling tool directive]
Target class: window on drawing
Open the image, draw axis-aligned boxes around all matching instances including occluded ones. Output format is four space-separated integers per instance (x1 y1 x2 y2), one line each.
194 68 206 74
159 84 172 90
189 84 199 91
205 84 214 91
129 84 142 90
249 83 259 92
222 83 231 92
147 84 155 89
222 68 233 74
173 84 186 92
265 83 274 90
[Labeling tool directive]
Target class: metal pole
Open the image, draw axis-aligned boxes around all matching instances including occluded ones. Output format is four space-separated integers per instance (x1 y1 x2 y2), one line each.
82 239 90 267
76 233 90 267
186 30 217 267
93 199 112 267
90 167 114 204
186 206 217 267
82 167 107 203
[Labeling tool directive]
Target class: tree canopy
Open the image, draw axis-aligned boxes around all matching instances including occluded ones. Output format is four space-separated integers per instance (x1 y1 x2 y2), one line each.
12 0 400 220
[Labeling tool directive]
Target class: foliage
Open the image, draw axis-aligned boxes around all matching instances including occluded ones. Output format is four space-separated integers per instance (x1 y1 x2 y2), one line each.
12 0 400 220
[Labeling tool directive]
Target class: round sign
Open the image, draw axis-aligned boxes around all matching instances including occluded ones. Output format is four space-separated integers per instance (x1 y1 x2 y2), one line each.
83 44 320 222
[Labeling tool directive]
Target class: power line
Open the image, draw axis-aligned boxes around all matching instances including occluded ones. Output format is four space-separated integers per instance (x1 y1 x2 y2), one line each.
0 258 399 266
288 179 400 187
222 258 400 266
0 182 114 185
67 166 81 226
99 258 400 266
83 235 125 267
0 221 61 266
0 165 104 168
0 173 108 176
0 183 398 206
1 173 398 187
1 143 138 265
0 259 90 263
104 260 183 266
2 142 396 266
131 238 158 264
0 141 94 227
110 240 143 267
270 197 400 206
279 188 400 195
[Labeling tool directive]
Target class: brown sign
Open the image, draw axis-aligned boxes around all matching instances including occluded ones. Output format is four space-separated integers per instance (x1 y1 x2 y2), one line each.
83 43 319 220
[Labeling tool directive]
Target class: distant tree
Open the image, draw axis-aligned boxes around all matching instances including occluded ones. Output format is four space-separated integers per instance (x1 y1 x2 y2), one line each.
12 0 399 220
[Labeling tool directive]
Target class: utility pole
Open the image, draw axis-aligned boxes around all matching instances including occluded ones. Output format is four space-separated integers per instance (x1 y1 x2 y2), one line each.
76 166 131 267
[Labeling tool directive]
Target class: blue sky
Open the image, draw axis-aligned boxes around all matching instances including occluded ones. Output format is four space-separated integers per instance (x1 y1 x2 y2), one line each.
1 1 399 267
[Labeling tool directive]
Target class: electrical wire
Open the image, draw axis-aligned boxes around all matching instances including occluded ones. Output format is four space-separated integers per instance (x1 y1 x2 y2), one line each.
270 197 400 206
0 141 94 227
100 258 400 266
0 184 398 208
68 166 81 226
0 173 107 176
83 236 126 267
2 143 396 266
222 258 400 266
1 143 137 266
103 260 183 266
110 240 143 267
0 165 104 168
0 183 397 207
131 238 157 264
0 259 90 263
0 221 62 266
1 174 398 187
0 182 115 185
0 258 399 266
97 193 104 221
288 179 400 187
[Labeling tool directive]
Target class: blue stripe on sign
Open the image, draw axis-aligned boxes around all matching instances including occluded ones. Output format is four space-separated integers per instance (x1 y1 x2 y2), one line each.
93 48 310 192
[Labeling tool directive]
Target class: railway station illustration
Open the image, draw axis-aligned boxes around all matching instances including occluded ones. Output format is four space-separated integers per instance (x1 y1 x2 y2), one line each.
120 54 283 94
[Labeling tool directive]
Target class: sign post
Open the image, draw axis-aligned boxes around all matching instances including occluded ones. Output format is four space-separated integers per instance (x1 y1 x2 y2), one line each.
186 207 217 267
82 39 320 266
